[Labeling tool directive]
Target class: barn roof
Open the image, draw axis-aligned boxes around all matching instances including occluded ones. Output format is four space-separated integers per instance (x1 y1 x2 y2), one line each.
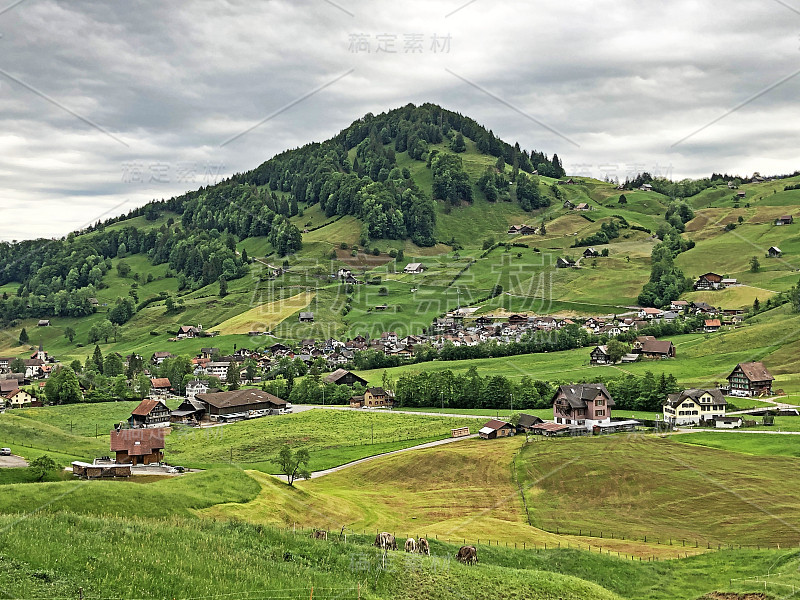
150 377 172 389
131 399 168 416
732 361 774 382
641 339 674 354
195 389 286 409
481 419 512 431
109 428 166 455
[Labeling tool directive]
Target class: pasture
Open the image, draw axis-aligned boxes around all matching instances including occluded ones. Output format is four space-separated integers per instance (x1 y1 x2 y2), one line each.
518 435 800 546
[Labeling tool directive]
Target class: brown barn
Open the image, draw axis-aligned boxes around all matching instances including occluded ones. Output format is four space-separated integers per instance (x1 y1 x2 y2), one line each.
109 428 166 465
324 368 368 387
195 389 288 421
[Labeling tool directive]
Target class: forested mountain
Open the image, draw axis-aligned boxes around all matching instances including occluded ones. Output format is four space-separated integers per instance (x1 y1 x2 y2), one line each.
0 103 565 323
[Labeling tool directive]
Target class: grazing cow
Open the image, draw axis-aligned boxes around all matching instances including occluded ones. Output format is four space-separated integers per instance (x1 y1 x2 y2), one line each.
374 532 397 551
417 537 430 555
404 538 417 553
311 529 328 540
456 545 478 565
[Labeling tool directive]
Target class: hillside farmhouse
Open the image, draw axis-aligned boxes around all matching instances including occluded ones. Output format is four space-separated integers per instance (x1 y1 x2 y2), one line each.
694 272 724 291
403 262 426 274
775 215 794 226
727 362 773 397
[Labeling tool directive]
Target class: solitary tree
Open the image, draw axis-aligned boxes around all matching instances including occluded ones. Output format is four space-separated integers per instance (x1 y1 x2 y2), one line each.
29 454 57 482
219 276 228 297
18 327 28 345
275 445 311 486
749 256 760 273
606 339 628 364
64 326 76 343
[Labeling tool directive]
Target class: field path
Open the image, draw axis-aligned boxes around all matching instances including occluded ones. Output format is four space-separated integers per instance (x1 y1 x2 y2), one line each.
273 433 478 482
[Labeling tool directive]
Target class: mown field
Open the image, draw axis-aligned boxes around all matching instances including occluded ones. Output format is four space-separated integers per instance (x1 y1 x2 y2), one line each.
518 435 800 546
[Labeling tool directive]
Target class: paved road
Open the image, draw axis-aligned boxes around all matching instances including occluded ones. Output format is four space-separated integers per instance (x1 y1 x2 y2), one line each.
272 433 479 482
0 455 28 468
292 404 502 420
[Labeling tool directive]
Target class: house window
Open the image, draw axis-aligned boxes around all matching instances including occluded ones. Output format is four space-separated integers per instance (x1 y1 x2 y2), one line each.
596 410 605 417
596 399 604 407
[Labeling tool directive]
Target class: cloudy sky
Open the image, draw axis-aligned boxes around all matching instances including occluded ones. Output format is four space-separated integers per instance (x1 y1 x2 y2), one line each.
1 0 799 241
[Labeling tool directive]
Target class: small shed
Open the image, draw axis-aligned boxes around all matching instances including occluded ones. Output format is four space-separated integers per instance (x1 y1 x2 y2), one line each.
479 419 515 439
37 320 50 327
768 246 782 257
299 312 315 322
715 416 743 429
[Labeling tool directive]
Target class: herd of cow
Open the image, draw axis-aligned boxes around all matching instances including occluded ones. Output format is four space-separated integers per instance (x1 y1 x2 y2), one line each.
310 529 478 565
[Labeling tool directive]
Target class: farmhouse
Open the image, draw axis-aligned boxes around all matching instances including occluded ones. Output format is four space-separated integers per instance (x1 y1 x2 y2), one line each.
195 389 288 421
768 246 782 258
663 389 726 426
37 319 50 327
694 272 724 291
177 325 201 339
639 339 676 359
403 262 426 274
325 368 368 387
670 300 690 312
185 379 211 400
149 377 172 398
109 428 166 465
298 312 314 323
552 383 614 431
530 422 584 437
727 361 774 397
3 388 34 408
704 319 722 333
582 247 599 258
590 345 612 365
638 307 664 320
151 351 173 365
350 387 394 409
479 419 515 439
129 399 171 429
574 202 590 211
775 215 794 226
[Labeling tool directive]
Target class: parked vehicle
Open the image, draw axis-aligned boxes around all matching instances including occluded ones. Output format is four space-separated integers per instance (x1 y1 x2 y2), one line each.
0 448 11 456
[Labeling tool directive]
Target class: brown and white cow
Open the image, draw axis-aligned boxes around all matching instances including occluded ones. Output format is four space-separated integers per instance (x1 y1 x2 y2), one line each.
417 537 430 555
456 545 477 565
311 529 328 540
404 537 417 553
374 532 397 551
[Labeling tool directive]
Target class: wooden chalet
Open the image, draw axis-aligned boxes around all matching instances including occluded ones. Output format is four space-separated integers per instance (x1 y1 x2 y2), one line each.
170 398 207 423
694 272 724 290
298 312 315 322
72 461 132 479
149 377 172 398
109 428 166 465
590 345 612 365
727 362 774 397
768 246 782 257
556 257 576 268
775 215 794 226
703 319 722 333
403 262 426 274
324 368 368 387
129 399 171 428
582 247 600 258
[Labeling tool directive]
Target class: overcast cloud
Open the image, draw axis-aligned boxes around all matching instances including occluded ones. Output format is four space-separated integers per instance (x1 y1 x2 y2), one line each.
1 0 799 241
